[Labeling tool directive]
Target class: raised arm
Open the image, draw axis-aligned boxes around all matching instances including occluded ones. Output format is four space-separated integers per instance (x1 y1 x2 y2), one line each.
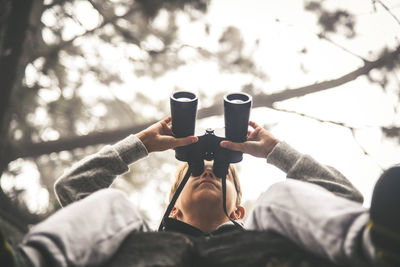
54 117 198 207
220 121 364 203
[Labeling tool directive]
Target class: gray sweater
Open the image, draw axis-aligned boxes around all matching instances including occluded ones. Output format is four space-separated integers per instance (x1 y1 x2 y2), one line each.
54 134 363 207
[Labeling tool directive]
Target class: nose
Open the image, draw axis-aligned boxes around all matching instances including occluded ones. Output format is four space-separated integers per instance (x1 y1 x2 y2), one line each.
201 168 216 179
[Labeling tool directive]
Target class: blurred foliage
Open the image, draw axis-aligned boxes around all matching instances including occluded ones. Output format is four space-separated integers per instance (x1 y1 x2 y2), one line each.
217 26 266 79
304 0 356 38
2 0 268 223
1 0 211 223
382 126 400 141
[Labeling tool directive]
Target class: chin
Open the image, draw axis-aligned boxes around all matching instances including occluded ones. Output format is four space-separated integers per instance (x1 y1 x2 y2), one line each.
192 190 221 204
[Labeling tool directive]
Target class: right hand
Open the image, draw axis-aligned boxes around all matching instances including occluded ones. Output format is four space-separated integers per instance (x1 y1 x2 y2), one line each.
136 116 198 153
220 121 280 159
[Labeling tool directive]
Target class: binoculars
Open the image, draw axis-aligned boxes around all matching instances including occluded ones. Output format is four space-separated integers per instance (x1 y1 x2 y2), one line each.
170 91 252 178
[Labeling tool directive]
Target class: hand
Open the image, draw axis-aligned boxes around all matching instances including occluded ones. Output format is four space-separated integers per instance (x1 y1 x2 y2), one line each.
220 121 279 159
136 116 198 153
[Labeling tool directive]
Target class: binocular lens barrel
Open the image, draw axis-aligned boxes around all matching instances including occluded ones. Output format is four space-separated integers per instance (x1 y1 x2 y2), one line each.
170 91 198 137
224 93 252 142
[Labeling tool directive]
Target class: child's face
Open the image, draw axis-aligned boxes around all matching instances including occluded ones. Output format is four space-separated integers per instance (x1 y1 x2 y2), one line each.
174 161 238 218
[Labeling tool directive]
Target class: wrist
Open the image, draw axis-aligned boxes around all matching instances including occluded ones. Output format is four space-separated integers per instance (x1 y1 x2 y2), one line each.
136 130 152 153
113 134 148 164
265 138 280 157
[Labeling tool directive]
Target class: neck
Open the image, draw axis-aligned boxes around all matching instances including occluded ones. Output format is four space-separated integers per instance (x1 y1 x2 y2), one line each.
179 206 230 233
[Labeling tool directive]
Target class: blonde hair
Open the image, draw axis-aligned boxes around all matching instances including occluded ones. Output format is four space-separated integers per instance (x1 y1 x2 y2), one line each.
169 162 242 206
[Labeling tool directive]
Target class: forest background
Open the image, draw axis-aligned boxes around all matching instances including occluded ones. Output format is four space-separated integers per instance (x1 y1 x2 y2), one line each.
1 0 400 231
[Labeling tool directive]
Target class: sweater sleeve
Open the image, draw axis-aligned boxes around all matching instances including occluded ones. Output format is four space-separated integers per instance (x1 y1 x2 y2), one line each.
266 142 364 203
54 135 148 207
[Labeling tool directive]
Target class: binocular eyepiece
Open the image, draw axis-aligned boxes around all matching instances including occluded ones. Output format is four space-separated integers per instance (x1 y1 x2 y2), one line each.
170 91 252 178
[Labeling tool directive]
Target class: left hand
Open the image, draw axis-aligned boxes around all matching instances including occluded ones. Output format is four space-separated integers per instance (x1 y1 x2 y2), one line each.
136 116 198 153
220 121 279 158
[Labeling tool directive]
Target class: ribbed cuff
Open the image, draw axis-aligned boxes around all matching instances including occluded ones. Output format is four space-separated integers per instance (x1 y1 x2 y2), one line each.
113 135 148 165
19 246 46 267
266 141 302 173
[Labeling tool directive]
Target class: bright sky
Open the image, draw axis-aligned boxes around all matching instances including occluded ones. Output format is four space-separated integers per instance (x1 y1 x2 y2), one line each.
2 0 400 228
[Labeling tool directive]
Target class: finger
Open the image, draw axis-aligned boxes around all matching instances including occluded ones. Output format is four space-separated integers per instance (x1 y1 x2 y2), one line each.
163 116 173 130
166 136 198 149
247 130 256 141
249 121 260 130
220 141 246 153
161 120 173 135
163 116 172 124
247 133 257 141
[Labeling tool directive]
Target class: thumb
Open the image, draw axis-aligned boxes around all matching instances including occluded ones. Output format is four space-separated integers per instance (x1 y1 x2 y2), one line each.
220 140 246 153
170 136 198 148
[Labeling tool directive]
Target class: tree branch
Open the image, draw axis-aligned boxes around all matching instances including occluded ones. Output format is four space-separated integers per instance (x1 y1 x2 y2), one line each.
87 0 141 46
271 107 359 130
37 3 138 60
271 107 384 170
43 0 67 10
9 44 400 161
375 0 400 26
274 18 368 62
10 122 154 161
317 33 369 62
250 44 400 108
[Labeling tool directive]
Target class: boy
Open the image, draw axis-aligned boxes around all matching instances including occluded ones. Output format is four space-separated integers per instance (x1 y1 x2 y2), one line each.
2 117 399 266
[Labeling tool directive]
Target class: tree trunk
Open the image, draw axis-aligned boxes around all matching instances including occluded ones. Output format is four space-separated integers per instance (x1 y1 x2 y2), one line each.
0 0 34 175
0 0 44 232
